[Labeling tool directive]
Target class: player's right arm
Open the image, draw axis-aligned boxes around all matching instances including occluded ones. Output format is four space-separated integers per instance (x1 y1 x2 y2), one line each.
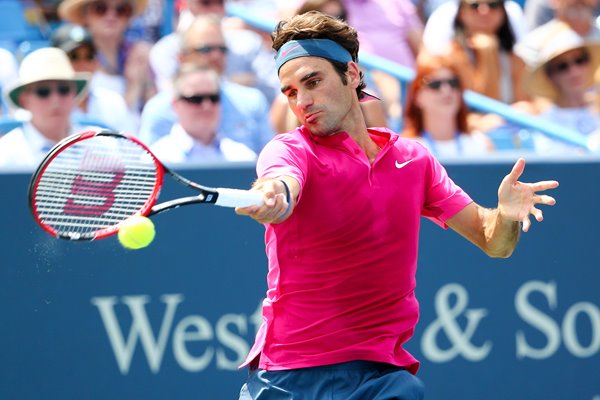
236 132 305 224
235 176 300 224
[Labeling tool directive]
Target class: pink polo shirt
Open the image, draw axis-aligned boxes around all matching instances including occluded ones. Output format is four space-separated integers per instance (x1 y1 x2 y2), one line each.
242 126 472 373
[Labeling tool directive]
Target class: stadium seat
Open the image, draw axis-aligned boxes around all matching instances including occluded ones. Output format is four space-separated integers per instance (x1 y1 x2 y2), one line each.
0 0 45 50
0 117 23 135
486 124 536 151
0 1 29 41
17 39 51 59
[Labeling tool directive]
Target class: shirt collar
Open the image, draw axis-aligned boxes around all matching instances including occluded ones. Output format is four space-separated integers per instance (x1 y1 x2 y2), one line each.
170 123 221 154
300 125 397 147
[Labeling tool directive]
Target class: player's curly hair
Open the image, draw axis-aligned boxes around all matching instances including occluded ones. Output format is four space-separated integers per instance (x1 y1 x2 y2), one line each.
271 11 367 98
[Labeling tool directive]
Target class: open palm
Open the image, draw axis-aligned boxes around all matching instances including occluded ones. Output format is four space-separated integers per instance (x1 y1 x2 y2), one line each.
497 158 559 232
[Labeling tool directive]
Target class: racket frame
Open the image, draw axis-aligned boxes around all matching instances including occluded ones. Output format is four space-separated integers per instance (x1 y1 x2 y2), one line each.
28 130 259 241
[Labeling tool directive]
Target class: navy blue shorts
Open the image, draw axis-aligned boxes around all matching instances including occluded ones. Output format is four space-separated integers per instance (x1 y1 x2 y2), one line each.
238 360 424 400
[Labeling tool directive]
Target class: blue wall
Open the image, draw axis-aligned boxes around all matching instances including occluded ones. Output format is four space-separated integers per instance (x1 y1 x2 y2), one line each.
1 160 598 399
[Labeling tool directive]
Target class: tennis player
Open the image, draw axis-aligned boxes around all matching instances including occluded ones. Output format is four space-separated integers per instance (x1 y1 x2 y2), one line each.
236 11 558 400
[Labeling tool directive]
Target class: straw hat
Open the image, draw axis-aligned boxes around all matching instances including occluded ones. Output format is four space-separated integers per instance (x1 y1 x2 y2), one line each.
6 48 91 109
525 21 600 101
58 0 148 25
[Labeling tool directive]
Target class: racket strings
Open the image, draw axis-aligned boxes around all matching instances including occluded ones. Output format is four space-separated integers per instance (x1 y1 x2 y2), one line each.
33 136 159 238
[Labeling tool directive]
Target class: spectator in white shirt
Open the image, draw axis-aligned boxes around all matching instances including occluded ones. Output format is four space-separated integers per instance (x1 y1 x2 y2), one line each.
517 22 600 154
150 63 257 164
516 0 600 66
0 48 100 170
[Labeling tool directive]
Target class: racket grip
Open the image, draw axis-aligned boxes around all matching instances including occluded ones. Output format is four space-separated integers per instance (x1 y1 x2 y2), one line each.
215 188 264 208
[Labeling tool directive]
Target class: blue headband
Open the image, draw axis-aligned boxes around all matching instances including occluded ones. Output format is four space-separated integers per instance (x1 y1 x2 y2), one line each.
275 39 353 73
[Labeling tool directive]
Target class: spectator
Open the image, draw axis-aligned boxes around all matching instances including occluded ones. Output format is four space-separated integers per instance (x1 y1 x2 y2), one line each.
175 0 232 31
343 0 423 69
51 23 139 133
423 0 528 55
518 22 600 153
139 15 275 153
0 48 99 169
126 0 164 42
296 0 347 18
429 0 529 104
151 64 256 163
402 51 494 157
57 0 156 114
149 0 278 103
523 0 600 32
523 0 556 30
269 2 388 133
343 0 424 126
517 0 600 66
30 0 62 24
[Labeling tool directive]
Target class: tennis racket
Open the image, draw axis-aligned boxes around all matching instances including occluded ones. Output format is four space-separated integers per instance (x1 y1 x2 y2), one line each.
28 130 263 241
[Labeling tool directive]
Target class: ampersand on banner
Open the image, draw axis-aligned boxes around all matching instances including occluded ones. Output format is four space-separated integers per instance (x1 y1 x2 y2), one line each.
421 283 492 362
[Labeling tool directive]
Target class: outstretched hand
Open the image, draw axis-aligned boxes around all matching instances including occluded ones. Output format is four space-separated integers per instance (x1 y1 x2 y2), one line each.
498 158 559 232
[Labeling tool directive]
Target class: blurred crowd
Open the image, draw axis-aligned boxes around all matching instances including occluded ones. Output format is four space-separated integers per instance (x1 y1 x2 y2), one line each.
1 0 600 169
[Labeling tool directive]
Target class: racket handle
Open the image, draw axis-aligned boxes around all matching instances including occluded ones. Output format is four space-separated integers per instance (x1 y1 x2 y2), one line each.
215 188 264 208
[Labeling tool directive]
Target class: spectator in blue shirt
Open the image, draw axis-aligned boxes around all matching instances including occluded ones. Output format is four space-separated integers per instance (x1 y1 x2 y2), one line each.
139 15 275 153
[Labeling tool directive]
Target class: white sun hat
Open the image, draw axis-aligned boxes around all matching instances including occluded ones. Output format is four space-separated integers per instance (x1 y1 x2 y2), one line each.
5 47 91 109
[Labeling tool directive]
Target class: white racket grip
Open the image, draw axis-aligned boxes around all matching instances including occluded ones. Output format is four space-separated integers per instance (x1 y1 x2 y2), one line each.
215 188 264 208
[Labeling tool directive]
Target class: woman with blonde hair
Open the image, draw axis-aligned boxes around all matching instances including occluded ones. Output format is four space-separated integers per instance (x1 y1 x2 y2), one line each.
403 52 493 157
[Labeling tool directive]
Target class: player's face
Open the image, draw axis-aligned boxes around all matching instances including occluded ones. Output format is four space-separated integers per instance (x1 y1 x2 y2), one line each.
279 57 357 137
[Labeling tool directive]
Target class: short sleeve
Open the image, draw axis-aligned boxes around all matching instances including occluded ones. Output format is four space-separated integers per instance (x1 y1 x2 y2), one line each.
421 152 473 228
257 131 308 191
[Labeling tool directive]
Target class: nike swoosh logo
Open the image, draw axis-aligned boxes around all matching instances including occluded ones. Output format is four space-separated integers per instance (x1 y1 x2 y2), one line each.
280 44 301 59
395 159 413 169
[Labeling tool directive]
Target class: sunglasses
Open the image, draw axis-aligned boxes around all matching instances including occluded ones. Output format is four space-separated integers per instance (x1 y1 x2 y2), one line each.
188 45 228 55
545 52 591 76
191 0 224 6
179 93 221 105
68 50 95 62
89 1 134 18
31 83 74 99
423 77 461 90
463 1 503 10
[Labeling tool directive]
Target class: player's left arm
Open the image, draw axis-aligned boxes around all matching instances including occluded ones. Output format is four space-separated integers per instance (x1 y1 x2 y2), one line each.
446 158 559 258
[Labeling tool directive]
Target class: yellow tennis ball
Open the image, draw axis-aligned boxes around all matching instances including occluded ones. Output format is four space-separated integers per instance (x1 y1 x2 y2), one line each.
118 216 155 250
